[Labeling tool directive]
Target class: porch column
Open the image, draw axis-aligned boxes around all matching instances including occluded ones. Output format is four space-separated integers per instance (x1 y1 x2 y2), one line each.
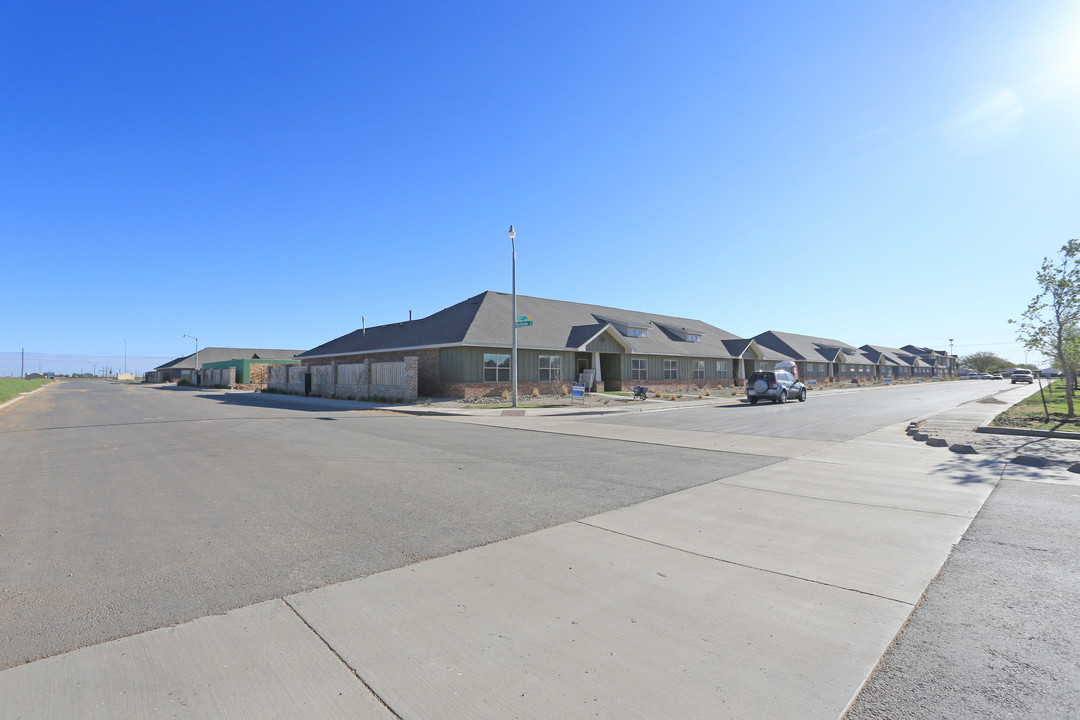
592 351 602 383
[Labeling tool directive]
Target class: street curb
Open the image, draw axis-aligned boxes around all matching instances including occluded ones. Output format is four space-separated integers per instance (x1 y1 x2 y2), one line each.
975 426 1080 440
0 382 52 412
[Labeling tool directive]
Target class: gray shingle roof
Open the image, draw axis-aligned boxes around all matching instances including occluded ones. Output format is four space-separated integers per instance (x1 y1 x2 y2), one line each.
155 348 302 370
299 291 746 359
859 345 927 368
901 345 948 357
753 331 875 365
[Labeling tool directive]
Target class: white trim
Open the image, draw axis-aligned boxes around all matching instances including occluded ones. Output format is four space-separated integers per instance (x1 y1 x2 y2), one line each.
576 324 634 352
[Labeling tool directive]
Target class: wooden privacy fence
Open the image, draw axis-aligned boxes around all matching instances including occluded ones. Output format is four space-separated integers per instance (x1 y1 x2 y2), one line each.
267 358 418 403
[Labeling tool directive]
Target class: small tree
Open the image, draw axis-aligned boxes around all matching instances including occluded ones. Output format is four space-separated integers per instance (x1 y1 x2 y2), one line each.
1011 239 1080 417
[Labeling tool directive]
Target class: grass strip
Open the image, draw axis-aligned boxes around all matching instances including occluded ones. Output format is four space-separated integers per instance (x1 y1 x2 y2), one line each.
0 378 53 404
991 379 1080 432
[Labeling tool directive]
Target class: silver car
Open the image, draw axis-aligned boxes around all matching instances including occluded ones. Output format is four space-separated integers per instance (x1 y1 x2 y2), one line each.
745 370 807 404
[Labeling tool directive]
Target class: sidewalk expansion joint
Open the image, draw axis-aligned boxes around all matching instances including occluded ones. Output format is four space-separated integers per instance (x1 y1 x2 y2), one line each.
575 520 913 607
444 417 800 457
281 597 406 720
709 475 979 519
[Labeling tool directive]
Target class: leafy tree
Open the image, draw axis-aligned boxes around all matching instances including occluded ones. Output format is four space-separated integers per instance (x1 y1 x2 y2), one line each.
1011 239 1080 417
959 351 1012 374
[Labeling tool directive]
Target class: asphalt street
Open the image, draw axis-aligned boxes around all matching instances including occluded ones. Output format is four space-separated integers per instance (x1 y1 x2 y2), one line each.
582 380 1011 442
1 379 1076 718
846 477 1080 719
0 380 779 670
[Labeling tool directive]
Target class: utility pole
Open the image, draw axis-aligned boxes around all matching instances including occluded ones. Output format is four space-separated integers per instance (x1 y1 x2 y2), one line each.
508 225 518 408
21 348 24 379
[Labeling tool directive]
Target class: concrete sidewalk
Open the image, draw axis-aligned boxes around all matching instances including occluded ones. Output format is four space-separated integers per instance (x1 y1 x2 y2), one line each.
0 395 1041 719
913 383 1080 473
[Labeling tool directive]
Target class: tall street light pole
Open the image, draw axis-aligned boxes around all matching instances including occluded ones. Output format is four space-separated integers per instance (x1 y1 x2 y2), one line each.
509 225 518 408
124 339 127 375
183 334 199 383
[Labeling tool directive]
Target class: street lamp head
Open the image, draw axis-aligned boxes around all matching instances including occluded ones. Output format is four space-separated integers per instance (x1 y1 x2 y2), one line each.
508 225 515 239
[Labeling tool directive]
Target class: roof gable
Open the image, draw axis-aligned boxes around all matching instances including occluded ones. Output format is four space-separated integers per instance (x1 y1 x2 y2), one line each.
155 347 302 370
301 291 748 359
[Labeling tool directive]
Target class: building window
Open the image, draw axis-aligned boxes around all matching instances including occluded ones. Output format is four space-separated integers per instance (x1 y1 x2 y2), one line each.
483 353 510 382
631 357 647 380
626 327 648 338
687 333 702 343
539 355 562 382
716 360 729 379
663 359 678 380
691 360 705 379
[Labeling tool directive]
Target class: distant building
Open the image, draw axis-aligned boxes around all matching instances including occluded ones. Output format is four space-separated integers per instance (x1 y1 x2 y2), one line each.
146 348 302 384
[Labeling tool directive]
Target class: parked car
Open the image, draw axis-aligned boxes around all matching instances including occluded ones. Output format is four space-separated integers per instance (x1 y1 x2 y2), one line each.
992 373 1003 380
745 370 806 404
1011 369 1034 384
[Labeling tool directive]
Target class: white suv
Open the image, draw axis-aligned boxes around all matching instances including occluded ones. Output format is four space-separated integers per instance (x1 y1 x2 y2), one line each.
1011 369 1034 384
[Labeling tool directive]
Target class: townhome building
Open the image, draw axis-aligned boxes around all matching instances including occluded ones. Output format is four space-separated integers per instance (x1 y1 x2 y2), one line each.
296 291 785 399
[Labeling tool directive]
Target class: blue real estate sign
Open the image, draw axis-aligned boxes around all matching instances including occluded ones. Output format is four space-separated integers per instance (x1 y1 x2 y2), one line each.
572 382 585 400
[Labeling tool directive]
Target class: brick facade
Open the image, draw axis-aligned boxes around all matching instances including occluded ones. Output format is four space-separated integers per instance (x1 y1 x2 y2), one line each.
437 380 573 400
302 348 439 398
605 378 738 392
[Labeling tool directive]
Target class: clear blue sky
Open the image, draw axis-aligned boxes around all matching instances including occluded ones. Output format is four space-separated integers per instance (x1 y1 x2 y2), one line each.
3 1 1078 376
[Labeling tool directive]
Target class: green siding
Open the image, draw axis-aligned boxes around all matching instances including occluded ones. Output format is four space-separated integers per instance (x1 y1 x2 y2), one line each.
202 358 298 383
583 332 623 354
621 355 665 381
621 354 733 382
440 347 487 383
440 347 576 383
443 345 738 384
519 350 575 382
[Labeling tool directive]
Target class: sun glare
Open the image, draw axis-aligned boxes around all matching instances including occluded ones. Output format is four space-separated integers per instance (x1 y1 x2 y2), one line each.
942 89 1024 153
1028 4 1080 102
